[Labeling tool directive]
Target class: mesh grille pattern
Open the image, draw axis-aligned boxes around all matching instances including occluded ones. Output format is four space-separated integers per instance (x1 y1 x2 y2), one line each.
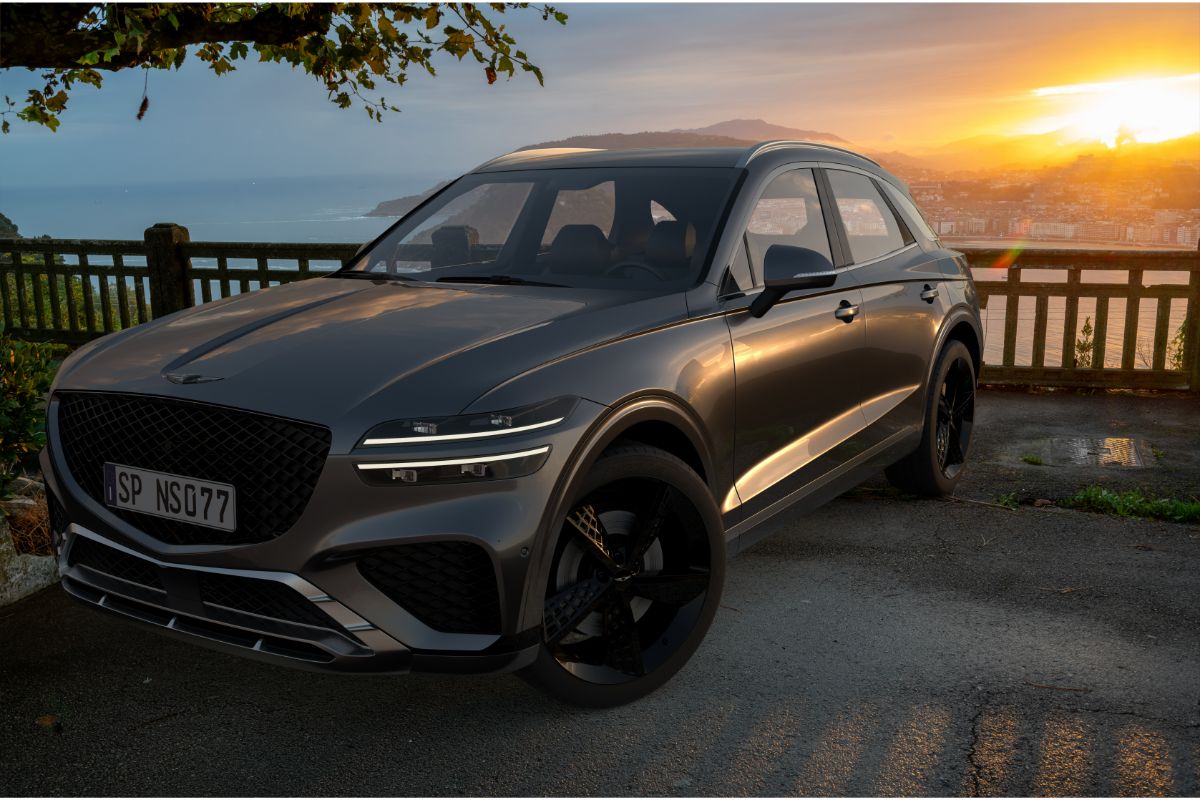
198 572 341 630
47 489 68 537
69 535 165 591
358 541 501 634
55 392 331 546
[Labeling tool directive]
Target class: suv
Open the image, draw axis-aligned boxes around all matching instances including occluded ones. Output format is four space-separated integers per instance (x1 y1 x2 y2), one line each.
43 142 981 706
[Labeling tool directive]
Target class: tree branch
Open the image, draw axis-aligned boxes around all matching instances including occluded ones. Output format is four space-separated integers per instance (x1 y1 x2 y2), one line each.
0 4 333 69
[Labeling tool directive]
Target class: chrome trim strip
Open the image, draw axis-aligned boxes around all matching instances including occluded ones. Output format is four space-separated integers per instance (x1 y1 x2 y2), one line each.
65 525 382 635
723 384 919 512
356 445 550 471
363 417 564 446
725 426 915 544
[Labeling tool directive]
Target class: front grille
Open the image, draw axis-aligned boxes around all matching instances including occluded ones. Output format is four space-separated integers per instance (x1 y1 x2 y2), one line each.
47 489 68 538
55 392 331 546
358 541 501 634
69 535 164 592
198 572 340 630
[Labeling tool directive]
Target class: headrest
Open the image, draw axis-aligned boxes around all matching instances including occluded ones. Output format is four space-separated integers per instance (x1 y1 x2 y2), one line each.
547 224 610 275
645 221 696 271
430 225 479 268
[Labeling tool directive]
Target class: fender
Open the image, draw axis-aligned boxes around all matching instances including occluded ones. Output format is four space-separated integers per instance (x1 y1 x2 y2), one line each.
514 392 719 632
920 298 985 412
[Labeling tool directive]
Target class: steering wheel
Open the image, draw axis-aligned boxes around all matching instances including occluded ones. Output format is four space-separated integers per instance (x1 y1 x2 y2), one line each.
604 260 668 281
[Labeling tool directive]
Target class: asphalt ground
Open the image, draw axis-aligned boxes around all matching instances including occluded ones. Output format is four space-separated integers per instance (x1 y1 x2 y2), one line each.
2 389 1197 796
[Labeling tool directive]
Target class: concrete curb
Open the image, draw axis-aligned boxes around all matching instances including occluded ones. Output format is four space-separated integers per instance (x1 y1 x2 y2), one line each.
0 515 58 607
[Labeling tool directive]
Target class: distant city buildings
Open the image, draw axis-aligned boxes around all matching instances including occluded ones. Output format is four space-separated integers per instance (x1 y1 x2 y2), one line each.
908 170 1199 248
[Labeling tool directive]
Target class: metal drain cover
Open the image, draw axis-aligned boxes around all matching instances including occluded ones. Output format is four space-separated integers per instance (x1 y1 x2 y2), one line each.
1046 437 1149 467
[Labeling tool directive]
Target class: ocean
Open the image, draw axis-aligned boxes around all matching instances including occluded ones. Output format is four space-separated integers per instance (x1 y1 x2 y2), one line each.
0 174 442 243
0 178 1189 372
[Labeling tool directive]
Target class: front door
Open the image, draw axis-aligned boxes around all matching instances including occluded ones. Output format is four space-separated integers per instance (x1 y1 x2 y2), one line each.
823 168 947 446
723 168 868 520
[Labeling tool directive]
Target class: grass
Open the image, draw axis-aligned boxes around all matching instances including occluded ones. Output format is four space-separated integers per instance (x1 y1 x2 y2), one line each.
1021 454 1045 466
994 491 1019 510
1060 485 1200 524
1150 444 1165 460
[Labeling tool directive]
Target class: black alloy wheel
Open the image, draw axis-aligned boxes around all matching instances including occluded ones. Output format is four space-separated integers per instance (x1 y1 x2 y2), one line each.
935 353 975 479
885 339 977 496
523 444 724 706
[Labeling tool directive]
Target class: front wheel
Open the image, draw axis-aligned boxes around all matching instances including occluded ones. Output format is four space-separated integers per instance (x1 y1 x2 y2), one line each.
885 339 976 496
521 444 725 707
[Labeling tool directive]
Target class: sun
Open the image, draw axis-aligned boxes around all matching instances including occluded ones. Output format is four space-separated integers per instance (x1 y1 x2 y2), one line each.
1023 73 1200 147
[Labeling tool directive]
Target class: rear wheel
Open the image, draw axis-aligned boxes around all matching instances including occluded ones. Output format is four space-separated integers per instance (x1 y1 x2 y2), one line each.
522 444 725 707
885 339 976 496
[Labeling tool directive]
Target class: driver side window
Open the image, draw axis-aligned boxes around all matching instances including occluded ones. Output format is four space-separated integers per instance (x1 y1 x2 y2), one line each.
743 169 833 282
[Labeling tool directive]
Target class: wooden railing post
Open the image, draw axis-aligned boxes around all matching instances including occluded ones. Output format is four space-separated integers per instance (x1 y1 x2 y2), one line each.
1186 269 1200 392
144 223 193 317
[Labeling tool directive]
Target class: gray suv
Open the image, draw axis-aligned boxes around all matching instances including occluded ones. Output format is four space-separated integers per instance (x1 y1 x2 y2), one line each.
42 142 982 706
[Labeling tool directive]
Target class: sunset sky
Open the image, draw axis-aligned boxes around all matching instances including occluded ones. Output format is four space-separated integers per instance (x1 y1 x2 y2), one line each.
1 3 1198 185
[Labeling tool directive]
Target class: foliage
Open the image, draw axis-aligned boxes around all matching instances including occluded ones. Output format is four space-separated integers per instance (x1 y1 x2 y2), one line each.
1061 485 1200 524
993 491 1019 509
1074 316 1094 368
0 212 19 239
0 271 140 332
1 3 567 133
1167 321 1187 371
1020 454 1044 466
0 335 65 492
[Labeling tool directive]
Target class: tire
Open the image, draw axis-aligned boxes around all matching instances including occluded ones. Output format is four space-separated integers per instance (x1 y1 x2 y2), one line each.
521 443 725 707
885 339 977 496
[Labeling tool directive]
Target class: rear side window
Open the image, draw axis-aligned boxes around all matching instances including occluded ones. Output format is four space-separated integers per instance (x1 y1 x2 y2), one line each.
882 181 939 242
743 168 833 276
826 170 906 263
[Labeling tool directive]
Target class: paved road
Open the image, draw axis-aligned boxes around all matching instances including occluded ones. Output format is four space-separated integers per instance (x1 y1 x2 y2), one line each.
2 391 1198 796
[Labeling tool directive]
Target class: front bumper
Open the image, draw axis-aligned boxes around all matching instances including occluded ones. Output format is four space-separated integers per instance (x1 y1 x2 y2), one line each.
41 394 608 674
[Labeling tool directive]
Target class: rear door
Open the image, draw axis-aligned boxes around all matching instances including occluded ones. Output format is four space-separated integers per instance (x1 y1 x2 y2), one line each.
821 167 949 446
722 167 868 520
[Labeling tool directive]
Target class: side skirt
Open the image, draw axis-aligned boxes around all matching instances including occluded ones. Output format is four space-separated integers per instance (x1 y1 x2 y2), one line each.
723 426 918 557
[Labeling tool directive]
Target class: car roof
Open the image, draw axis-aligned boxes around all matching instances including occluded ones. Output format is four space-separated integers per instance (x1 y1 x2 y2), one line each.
471 141 900 189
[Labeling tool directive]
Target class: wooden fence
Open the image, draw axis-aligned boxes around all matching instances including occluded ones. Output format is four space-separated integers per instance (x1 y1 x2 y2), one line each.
969 248 1199 391
1 223 1197 390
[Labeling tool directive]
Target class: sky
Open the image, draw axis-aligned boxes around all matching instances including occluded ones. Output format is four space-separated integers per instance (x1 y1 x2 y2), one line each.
1 2 1198 186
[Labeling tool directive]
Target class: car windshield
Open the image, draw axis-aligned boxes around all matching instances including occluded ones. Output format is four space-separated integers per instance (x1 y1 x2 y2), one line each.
342 167 741 291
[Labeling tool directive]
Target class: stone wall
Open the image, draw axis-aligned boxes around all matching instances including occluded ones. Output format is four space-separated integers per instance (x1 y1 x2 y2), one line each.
0 513 58 606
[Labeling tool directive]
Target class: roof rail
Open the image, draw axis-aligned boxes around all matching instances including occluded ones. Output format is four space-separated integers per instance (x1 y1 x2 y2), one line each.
738 140 880 168
474 147 604 171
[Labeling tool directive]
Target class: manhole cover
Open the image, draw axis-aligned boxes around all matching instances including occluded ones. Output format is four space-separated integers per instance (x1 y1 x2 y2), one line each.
1046 437 1148 467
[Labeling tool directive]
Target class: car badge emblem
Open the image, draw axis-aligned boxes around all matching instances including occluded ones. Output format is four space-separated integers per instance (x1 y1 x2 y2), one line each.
163 372 223 385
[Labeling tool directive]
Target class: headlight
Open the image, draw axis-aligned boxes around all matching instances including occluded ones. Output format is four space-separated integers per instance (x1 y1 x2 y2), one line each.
358 396 578 447
355 446 552 486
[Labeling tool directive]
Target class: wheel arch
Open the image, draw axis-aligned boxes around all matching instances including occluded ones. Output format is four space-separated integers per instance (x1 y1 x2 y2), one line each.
517 393 720 631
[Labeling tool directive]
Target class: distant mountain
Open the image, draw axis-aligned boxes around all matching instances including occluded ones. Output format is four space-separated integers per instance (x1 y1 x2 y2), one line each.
517 130 756 151
368 121 919 217
913 130 1200 173
674 118 847 143
367 180 452 218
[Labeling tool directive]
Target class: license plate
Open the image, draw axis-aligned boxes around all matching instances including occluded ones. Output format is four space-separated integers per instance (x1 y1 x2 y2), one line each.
104 463 237 532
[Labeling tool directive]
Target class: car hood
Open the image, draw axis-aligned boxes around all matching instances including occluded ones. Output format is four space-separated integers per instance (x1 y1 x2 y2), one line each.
54 276 686 449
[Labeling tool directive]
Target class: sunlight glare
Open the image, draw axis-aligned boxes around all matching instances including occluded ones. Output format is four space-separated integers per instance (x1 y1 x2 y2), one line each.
1023 73 1200 147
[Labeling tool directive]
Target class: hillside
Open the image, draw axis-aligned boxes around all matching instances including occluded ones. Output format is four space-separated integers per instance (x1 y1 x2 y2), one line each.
674 118 845 143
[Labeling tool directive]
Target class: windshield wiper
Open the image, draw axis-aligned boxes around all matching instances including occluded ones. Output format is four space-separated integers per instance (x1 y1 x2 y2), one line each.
437 275 565 288
330 270 416 282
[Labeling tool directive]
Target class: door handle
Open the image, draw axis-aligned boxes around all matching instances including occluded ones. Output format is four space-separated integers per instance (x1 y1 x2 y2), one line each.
920 284 939 303
834 300 860 322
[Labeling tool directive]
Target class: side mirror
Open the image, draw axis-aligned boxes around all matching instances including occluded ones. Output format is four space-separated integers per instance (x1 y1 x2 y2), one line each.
749 245 838 318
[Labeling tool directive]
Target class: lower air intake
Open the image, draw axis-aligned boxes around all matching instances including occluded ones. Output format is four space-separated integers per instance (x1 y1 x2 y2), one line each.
358 541 501 635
